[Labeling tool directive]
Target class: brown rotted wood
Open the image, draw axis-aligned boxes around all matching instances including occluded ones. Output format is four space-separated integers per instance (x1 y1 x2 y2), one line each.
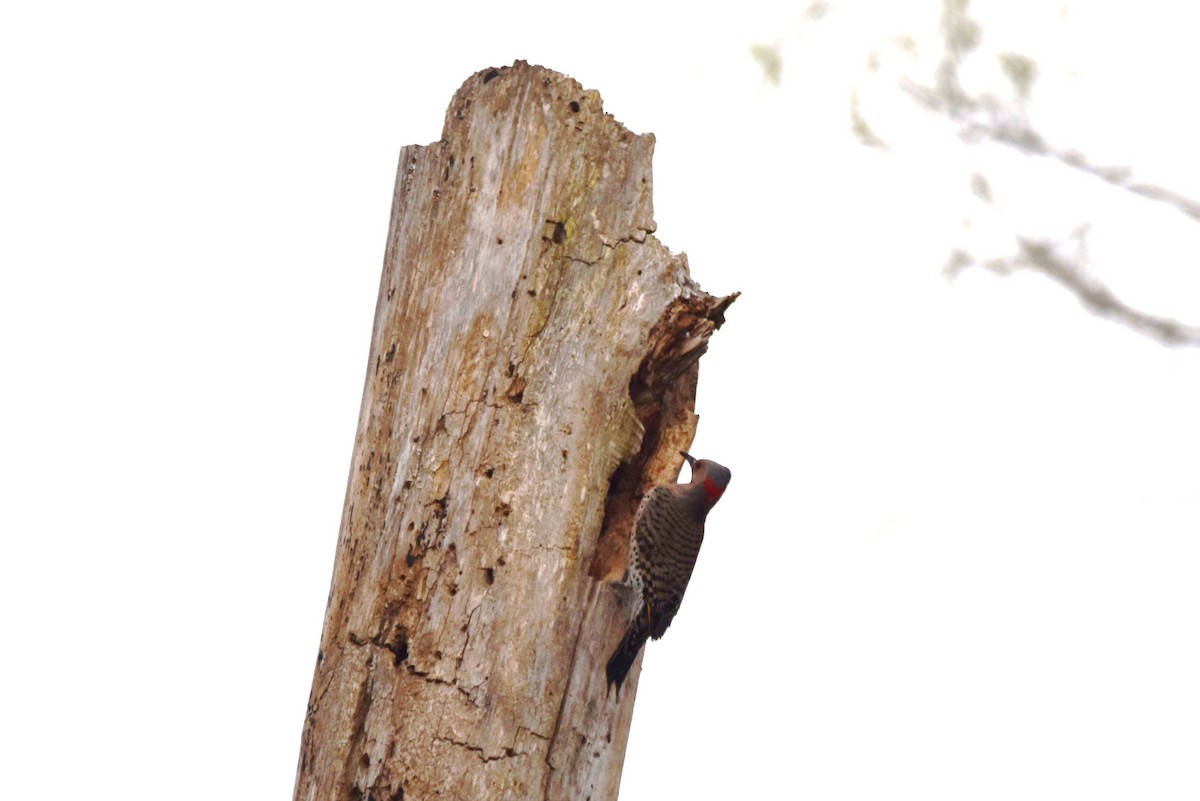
293 61 737 801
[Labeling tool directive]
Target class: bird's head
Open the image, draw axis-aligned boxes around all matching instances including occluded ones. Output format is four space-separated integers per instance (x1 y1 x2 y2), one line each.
681 451 731 508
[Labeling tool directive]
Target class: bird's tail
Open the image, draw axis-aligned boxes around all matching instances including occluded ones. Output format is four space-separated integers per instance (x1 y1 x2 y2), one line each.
606 608 650 699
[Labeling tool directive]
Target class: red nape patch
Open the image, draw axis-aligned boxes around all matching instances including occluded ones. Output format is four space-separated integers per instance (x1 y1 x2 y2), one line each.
703 477 724 503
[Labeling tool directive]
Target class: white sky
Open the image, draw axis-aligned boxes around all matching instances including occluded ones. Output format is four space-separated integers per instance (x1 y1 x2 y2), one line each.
3 1 1199 799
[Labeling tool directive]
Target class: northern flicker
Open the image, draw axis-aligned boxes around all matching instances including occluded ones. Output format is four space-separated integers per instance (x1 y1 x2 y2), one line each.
606 451 731 696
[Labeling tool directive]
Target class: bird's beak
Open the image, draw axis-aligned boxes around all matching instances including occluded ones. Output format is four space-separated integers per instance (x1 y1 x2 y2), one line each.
680 451 697 468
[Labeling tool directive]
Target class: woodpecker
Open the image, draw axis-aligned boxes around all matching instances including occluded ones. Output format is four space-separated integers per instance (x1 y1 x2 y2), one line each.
606 451 731 696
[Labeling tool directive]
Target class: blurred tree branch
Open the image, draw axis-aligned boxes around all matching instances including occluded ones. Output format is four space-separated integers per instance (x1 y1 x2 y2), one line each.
946 236 1200 346
904 6 1200 226
756 0 1200 346
905 0 1200 346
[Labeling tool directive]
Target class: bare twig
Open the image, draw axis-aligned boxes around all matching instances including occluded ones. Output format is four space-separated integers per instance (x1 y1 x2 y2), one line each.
902 1 1200 346
902 79 1200 224
947 238 1200 346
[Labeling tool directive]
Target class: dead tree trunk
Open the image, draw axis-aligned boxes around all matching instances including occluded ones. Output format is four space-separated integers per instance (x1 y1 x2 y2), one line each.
293 61 736 801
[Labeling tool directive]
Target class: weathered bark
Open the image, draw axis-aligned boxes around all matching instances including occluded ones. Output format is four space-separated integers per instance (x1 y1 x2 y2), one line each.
294 61 736 801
